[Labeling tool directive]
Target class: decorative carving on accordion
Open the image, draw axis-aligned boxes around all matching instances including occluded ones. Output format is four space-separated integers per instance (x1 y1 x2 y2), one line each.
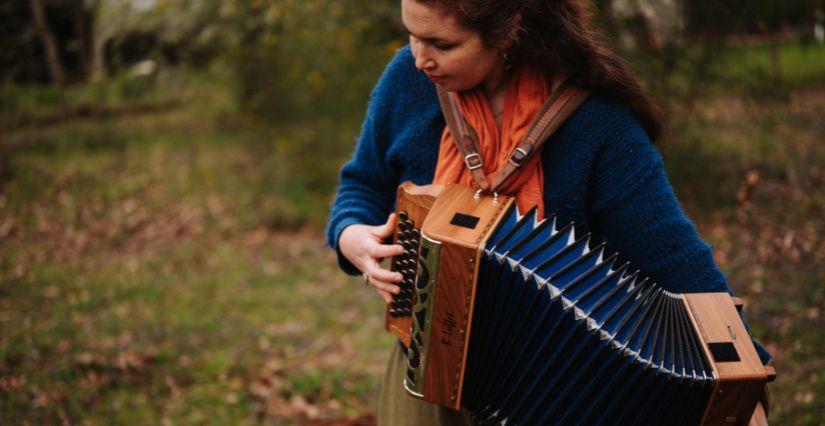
385 182 774 426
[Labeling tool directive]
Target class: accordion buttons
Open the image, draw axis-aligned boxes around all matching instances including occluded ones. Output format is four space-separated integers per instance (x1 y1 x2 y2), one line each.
411 229 420 238
398 211 409 221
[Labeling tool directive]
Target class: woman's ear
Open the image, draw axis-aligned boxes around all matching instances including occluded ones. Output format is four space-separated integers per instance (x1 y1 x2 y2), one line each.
502 12 523 52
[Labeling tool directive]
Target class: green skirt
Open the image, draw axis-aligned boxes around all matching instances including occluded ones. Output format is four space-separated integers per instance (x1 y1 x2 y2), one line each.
377 343 473 426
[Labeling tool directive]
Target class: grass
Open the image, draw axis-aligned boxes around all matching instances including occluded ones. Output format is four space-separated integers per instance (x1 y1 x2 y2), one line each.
720 41 825 89
1 42 824 424
630 40 825 102
1 68 393 424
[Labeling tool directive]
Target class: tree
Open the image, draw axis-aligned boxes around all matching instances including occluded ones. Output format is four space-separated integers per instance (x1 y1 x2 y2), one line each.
610 0 686 50
83 0 137 81
28 0 66 85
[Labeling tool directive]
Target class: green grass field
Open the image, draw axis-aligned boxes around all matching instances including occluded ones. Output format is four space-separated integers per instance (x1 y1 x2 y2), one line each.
1 43 823 424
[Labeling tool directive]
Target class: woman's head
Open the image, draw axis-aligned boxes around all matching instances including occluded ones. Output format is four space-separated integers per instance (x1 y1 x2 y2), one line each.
401 0 510 93
403 0 665 141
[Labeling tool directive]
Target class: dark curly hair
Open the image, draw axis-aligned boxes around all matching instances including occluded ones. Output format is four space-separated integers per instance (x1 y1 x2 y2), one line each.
415 0 665 141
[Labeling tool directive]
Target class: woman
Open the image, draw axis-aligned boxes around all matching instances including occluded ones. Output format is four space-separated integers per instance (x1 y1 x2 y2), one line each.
326 0 771 424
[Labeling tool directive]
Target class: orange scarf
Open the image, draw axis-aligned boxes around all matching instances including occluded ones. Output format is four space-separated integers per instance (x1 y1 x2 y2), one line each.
433 66 554 219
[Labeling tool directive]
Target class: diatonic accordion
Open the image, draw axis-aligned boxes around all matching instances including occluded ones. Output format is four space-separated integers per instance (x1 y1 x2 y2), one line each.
385 182 773 425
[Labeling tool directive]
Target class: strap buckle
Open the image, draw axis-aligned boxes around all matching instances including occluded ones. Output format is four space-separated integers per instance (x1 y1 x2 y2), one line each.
464 153 483 170
508 147 529 167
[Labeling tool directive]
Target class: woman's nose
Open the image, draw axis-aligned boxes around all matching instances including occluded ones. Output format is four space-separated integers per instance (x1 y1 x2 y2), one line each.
414 47 434 71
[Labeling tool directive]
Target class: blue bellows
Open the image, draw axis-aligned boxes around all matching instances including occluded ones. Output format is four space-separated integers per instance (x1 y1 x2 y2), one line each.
460 203 715 425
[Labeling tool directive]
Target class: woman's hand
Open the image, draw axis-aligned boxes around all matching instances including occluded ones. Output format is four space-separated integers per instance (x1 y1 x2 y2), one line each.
338 213 405 303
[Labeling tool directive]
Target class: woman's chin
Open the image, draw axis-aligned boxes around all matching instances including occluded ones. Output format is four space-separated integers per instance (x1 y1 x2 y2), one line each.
436 80 474 93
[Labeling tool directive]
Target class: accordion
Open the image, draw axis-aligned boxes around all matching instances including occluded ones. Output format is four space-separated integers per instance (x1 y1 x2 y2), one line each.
385 182 774 425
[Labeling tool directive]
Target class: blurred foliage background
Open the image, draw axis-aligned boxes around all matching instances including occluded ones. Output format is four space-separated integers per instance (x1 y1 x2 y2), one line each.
0 0 823 424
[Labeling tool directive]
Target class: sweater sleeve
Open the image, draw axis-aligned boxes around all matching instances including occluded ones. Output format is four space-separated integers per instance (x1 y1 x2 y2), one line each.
589 108 728 293
588 106 772 364
324 49 410 276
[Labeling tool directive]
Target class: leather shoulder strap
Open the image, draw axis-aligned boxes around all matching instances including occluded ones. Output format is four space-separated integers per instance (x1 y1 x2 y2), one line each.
490 80 590 192
436 85 491 191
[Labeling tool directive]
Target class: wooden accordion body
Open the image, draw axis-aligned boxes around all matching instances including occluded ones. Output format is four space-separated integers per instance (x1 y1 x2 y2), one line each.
385 182 774 425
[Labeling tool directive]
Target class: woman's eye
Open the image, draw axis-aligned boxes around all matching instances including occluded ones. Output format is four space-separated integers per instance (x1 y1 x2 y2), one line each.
434 42 456 51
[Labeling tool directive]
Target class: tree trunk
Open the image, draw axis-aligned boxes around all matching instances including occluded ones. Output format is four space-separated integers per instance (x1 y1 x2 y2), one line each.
85 0 105 82
75 5 93 81
88 32 106 82
28 0 67 86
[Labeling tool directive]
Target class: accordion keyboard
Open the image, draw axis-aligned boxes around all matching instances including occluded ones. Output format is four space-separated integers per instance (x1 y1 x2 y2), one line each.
388 210 419 319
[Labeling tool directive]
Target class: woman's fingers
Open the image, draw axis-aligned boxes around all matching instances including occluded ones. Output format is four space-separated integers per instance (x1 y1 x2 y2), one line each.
377 289 393 304
364 264 400 295
364 259 402 285
357 213 405 304
373 268 403 285
371 242 404 259
372 213 397 239
368 277 400 295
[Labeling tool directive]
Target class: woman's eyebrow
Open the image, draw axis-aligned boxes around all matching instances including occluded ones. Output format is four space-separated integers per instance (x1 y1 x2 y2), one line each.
402 23 449 43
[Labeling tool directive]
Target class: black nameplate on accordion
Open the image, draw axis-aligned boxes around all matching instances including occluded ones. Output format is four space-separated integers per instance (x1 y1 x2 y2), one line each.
450 213 480 230
708 342 741 363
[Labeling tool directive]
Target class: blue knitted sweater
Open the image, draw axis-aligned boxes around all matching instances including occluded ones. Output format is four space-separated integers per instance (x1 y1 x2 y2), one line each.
325 46 769 364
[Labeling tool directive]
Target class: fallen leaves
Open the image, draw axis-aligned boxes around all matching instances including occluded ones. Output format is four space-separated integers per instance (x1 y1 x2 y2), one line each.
74 347 158 373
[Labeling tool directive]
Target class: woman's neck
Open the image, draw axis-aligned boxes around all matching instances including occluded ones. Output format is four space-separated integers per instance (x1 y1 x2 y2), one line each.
482 62 510 99
482 62 511 129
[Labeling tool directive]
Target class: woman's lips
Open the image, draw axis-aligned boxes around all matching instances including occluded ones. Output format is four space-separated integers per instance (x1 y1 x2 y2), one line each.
427 74 446 83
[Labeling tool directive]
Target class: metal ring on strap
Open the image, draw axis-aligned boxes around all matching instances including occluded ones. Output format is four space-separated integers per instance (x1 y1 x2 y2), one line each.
508 147 529 168
464 153 483 171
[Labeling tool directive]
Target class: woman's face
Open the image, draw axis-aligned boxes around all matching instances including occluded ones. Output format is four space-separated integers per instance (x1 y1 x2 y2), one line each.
401 0 504 92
